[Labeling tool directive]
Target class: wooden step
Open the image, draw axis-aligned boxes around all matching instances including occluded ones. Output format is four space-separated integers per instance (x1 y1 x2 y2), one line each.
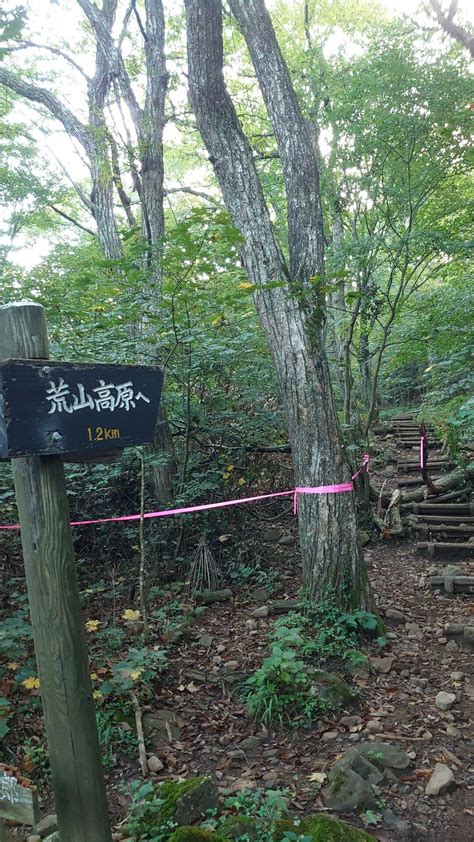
416 541 474 557
411 515 474 525
406 502 474 515
412 524 474 537
428 575 474 594
397 475 442 487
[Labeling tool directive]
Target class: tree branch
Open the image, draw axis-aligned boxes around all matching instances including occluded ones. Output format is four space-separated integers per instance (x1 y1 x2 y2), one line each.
0 66 88 147
429 0 474 55
48 205 97 237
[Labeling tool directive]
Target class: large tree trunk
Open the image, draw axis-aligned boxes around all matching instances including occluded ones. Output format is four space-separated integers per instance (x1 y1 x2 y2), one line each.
185 0 372 609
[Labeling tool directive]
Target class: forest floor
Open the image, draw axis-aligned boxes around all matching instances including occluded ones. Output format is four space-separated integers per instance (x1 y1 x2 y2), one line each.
2 451 473 841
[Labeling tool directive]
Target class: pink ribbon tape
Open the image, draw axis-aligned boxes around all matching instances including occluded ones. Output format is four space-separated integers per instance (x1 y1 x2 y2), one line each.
420 436 425 469
0 455 370 531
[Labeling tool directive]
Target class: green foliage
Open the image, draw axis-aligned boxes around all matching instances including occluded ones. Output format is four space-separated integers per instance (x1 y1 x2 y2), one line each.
274 814 377 841
125 779 169 842
103 645 167 695
242 597 377 724
168 829 229 842
0 695 12 739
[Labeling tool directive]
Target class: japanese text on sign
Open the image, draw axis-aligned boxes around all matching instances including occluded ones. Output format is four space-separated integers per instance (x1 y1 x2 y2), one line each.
46 379 151 415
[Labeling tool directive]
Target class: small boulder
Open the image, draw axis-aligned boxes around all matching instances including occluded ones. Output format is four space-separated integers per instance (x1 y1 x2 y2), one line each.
160 776 219 826
143 709 181 742
370 656 394 674
425 763 455 796
196 634 213 648
365 720 383 734
34 815 58 839
252 605 270 618
406 622 423 641
238 735 261 752
435 691 456 711
385 608 406 623
27 837 41 842
310 670 352 706
323 768 376 811
147 755 164 773
357 741 411 770
261 527 282 543
329 747 384 786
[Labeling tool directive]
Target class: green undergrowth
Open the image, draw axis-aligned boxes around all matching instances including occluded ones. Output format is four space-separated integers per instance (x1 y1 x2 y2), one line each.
241 595 383 725
274 814 377 841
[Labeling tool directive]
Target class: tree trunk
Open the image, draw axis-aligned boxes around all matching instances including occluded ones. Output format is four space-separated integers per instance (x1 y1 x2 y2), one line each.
185 0 372 609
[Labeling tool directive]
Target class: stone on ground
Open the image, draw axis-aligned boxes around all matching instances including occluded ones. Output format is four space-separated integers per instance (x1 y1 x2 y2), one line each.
357 741 411 769
34 815 58 838
323 767 376 811
435 691 456 711
425 763 455 796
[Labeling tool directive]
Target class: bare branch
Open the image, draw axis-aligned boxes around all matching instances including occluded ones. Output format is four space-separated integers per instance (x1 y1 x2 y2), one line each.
0 66 88 147
429 0 474 55
48 204 97 237
16 40 90 80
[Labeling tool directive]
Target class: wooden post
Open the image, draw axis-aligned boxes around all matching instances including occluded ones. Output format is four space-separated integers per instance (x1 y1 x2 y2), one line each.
0 303 112 842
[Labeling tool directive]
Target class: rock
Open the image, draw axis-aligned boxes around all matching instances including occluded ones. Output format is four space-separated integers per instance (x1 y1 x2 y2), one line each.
438 637 447 645
450 671 464 681
340 715 362 727
278 534 295 546
383 465 396 478
143 709 181 742
245 619 258 630
358 741 411 770
251 587 270 602
330 748 384 786
252 605 269 618
323 768 376 811
445 639 458 652
311 670 352 706
386 631 397 640
147 755 164 773
365 720 383 734
27 837 41 842
44 835 60 842
426 565 441 577
160 776 219 826
406 622 423 640
262 770 279 783
383 810 412 836
435 691 456 711
370 656 394 674
425 763 455 796
35 815 58 838
261 527 282 543
409 676 428 689
225 660 239 670
445 724 458 737
385 608 406 623
238 736 261 751
443 564 462 578
322 730 339 742
196 634 213 648
348 734 361 743
271 599 300 614
464 626 474 648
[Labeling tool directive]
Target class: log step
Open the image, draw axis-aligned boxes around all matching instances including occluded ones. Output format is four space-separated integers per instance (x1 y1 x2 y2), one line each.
397 476 442 487
407 502 474 515
409 506 474 526
428 575 474 594
416 541 474 557
411 524 474 537
398 462 454 473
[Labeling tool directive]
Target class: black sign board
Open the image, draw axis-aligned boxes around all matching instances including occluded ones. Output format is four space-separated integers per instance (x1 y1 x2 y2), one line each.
0 360 163 458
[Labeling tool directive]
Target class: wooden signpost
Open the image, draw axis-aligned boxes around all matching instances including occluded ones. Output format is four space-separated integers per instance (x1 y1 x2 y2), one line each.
0 302 164 842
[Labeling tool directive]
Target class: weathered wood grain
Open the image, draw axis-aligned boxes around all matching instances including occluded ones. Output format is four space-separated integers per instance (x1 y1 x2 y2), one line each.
0 772 39 825
0 302 112 842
